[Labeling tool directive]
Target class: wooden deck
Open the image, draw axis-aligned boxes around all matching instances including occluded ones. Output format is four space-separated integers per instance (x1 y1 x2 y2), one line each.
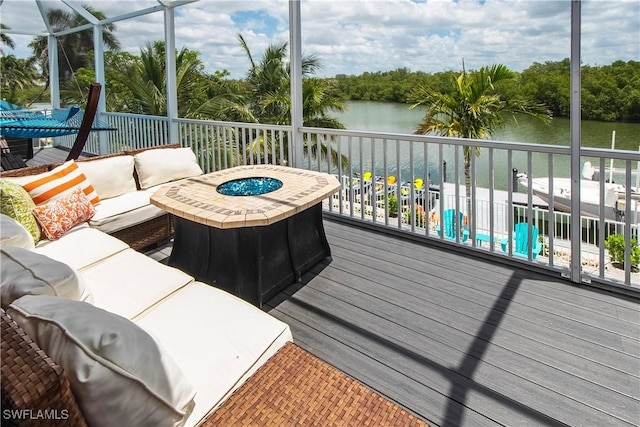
264 219 640 427
22 146 640 426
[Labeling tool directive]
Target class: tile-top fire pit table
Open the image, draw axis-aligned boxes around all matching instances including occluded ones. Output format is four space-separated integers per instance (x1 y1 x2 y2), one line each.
150 165 341 307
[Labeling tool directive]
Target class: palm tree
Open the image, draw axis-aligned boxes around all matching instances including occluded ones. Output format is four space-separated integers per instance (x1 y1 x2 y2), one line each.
112 41 228 119
237 34 348 168
1 23 16 54
410 63 551 232
0 55 39 104
28 4 119 85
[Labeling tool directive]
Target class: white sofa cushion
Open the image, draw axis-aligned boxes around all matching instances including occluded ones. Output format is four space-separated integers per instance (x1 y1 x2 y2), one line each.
81 248 194 320
134 147 203 190
89 191 167 234
0 214 35 250
77 155 137 199
134 282 293 426
0 247 90 309
7 295 196 427
34 223 128 270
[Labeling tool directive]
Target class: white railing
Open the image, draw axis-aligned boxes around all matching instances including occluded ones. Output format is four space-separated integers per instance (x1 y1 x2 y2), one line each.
301 126 639 291
176 118 291 173
54 112 170 153
51 113 639 291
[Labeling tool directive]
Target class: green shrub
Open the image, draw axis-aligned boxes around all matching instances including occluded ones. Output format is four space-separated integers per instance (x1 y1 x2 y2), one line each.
385 193 398 217
604 234 640 269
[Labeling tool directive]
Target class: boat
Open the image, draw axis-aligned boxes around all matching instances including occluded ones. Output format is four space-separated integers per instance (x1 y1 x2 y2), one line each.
517 162 639 223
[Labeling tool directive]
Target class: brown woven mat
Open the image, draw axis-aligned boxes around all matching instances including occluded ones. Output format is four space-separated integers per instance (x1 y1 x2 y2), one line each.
201 342 429 426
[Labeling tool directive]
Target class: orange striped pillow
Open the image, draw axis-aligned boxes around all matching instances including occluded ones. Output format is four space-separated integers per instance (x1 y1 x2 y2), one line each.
22 160 99 206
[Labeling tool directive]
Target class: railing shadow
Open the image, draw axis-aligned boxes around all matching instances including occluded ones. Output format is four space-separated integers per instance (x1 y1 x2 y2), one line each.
271 271 565 426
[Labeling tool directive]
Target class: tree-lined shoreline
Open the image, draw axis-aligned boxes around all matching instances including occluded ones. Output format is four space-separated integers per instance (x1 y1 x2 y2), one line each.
330 59 640 123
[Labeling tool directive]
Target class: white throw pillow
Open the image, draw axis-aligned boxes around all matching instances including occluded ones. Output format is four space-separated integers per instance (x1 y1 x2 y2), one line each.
7 295 196 427
77 155 137 199
0 214 35 250
0 247 90 309
134 147 203 189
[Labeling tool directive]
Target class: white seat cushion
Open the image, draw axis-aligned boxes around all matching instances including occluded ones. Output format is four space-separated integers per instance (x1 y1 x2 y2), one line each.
90 191 167 234
34 223 128 270
133 282 293 427
8 295 196 427
81 248 194 320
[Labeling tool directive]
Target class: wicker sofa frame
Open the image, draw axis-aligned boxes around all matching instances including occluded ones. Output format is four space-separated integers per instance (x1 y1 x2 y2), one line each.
0 144 181 251
1 309 88 427
1 308 430 427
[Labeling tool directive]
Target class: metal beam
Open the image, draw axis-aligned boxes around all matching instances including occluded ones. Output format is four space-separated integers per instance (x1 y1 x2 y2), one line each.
570 0 582 283
48 34 60 110
289 0 304 167
62 1 98 25
35 0 53 33
93 25 108 154
157 0 200 7
164 4 179 143
55 23 93 37
100 6 165 26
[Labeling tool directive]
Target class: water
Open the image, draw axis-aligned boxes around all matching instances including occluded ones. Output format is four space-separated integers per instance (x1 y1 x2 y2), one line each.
337 100 640 149
332 101 640 189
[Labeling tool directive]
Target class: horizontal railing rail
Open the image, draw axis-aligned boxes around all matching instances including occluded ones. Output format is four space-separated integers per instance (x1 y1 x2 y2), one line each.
54 112 170 154
174 118 291 173
52 113 638 291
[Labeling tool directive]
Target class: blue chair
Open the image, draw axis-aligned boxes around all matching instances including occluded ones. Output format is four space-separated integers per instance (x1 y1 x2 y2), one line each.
435 209 469 242
500 222 543 259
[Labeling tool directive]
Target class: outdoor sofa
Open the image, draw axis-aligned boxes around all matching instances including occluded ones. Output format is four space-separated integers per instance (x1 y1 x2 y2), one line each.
0 143 293 425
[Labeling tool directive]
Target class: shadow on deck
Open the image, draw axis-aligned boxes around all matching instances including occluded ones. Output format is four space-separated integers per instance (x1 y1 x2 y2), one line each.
264 218 640 427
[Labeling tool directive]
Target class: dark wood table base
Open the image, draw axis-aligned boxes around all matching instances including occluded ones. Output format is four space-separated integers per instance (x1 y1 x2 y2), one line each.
168 204 331 307
201 342 430 426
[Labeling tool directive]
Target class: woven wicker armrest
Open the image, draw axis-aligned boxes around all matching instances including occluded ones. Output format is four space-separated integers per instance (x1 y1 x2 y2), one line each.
0 165 50 178
1 309 87 427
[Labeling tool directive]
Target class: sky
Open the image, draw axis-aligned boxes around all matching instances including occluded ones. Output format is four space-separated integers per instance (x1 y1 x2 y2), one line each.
1 0 639 79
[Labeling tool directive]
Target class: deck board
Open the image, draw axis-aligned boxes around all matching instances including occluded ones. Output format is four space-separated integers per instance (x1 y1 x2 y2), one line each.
306 253 638 398
322 226 640 354
266 219 640 427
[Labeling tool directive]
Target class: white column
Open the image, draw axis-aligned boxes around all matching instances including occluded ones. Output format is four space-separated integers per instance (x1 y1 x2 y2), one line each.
164 5 179 144
570 0 582 283
48 34 60 110
289 0 304 168
93 24 108 154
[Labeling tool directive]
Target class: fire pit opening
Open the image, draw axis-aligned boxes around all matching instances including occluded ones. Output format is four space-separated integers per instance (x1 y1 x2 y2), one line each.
217 177 283 196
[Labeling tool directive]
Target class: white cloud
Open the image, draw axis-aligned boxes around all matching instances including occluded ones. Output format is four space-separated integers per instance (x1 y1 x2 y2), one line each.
1 0 638 79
